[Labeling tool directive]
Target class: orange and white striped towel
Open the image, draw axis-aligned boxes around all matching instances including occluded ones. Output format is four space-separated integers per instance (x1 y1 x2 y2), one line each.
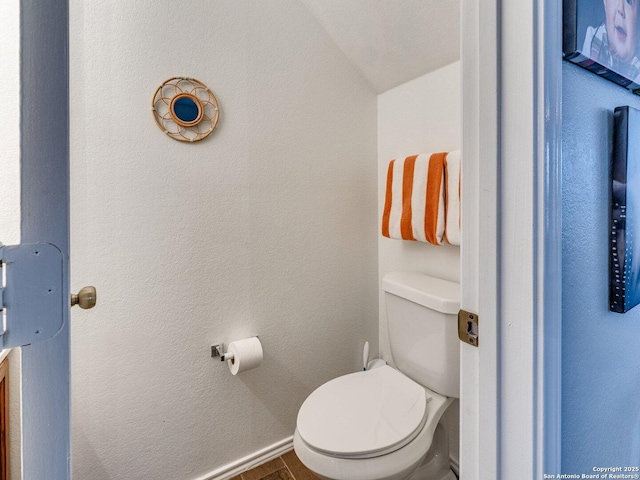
444 150 461 246
381 153 446 245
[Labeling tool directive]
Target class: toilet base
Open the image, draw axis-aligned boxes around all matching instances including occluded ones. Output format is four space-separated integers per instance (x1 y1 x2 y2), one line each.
409 467 456 480
408 423 455 480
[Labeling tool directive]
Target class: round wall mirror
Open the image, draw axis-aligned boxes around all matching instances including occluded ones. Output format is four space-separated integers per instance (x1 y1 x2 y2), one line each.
152 77 220 143
170 94 203 127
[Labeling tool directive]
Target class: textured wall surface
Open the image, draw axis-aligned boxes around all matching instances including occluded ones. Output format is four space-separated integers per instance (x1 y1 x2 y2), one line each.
377 61 461 361
377 61 461 469
70 1 378 479
0 1 23 478
0 0 19 247
562 62 640 471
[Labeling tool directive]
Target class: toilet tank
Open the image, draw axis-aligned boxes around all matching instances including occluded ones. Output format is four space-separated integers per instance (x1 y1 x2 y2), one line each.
383 271 460 398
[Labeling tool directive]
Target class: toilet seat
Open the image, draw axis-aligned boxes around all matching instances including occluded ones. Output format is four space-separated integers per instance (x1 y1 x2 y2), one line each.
296 366 430 459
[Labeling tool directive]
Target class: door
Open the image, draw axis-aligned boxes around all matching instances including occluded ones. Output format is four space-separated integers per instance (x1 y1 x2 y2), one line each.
8 0 71 478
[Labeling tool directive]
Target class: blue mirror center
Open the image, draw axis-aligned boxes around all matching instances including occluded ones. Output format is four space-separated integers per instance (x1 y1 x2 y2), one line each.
173 96 199 123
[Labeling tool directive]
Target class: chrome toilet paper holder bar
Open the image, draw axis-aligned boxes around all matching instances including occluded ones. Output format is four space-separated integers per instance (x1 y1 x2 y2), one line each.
211 344 234 362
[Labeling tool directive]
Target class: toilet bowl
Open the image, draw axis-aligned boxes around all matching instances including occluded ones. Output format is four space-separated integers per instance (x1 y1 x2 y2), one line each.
293 272 460 480
294 366 455 480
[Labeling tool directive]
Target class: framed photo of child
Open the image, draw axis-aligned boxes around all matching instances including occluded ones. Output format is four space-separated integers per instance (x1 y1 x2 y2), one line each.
564 0 640 94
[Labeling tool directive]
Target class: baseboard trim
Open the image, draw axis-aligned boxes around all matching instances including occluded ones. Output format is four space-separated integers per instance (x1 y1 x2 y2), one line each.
192 436 294 480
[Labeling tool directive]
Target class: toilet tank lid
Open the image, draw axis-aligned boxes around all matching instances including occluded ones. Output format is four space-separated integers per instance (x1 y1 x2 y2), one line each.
382 271 460 314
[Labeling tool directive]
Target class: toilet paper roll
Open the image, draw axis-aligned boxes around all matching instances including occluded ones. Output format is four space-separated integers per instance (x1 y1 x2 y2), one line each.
227 337 263 375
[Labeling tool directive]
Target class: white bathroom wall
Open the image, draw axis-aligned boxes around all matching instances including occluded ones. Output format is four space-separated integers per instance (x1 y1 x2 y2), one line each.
0 0 19 247
0 0 23 478
377 61 461 469
69 1 378 479
377 61 461 359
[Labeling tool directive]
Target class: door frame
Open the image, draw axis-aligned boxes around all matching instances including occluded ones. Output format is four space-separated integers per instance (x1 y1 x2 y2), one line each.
460 0 562 478
19 0 71 478
15 0 565 477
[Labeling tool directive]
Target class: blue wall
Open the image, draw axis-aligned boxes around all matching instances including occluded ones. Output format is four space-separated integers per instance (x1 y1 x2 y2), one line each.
562 62 640 472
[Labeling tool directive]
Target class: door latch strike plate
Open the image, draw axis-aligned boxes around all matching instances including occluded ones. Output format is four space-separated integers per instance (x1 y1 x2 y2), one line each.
458 309 479 347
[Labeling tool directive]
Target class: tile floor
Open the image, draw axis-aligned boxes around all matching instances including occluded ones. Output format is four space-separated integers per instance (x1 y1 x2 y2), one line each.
231 450 319 480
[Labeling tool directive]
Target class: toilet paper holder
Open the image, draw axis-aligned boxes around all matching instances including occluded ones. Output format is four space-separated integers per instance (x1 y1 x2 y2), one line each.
211 343 233 362
211 337 263 375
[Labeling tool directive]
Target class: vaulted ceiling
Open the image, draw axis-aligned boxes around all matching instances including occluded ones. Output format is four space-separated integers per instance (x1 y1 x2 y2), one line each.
300 0 460 93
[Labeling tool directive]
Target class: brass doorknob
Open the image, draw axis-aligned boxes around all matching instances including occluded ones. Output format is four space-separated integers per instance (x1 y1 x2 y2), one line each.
71 286 97 309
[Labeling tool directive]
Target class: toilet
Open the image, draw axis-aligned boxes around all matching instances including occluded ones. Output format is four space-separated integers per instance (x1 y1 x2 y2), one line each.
294 271 460 480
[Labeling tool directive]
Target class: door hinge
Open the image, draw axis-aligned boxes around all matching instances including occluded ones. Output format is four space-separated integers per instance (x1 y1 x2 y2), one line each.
458 309 479 347
0 243 64 348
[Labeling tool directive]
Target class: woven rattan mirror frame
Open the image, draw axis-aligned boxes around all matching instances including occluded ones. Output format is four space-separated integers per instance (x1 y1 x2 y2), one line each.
152 77 220 143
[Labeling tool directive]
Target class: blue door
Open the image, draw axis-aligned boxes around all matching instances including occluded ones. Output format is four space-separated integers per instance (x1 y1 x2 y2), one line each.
13 1 71 478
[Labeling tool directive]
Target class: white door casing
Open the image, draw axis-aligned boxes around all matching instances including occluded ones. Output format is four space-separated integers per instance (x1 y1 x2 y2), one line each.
460 0 499 476
460 0 562 478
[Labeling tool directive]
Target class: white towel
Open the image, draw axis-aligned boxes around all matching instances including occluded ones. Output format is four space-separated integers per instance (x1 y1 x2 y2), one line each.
444 150 461 245
381 153 446 245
